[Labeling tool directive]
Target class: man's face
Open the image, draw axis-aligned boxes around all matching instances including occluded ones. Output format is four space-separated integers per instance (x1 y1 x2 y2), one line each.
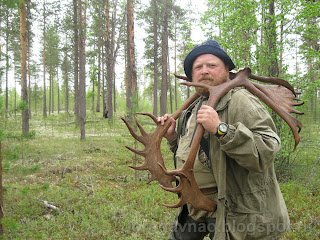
191 54 230 96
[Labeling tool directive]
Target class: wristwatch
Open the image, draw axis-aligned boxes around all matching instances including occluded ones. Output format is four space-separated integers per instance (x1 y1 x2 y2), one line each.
215 122 229 138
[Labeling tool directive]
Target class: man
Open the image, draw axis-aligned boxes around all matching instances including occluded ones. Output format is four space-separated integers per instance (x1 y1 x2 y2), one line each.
158 40 290 240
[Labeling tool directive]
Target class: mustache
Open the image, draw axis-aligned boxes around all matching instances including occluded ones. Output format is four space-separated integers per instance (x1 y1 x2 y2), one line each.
198 75 215 81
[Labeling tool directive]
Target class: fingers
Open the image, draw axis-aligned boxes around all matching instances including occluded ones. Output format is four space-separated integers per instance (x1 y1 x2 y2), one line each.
197 105 220 134
197 105 215 120
166 118 177 141
198 105 213 113
157 114 170 125
156 114 177 141
168 117 176 129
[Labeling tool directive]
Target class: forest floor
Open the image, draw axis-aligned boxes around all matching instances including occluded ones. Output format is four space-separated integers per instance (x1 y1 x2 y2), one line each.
1 111 319 239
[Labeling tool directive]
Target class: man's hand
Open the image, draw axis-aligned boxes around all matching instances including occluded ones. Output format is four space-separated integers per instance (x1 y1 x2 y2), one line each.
196 105 221 134
157 114 177 141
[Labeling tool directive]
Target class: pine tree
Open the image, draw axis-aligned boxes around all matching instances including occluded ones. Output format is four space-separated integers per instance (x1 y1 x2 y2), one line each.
20 0 29 134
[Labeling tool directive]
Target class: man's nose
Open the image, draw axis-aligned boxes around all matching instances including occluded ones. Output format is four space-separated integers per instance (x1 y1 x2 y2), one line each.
200 65 209 74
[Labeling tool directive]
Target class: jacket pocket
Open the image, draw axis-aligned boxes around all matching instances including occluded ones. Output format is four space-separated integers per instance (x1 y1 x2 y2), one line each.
228 190 265 214
226 213 280 240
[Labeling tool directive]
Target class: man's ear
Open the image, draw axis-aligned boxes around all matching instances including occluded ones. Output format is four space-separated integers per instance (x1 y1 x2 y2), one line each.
225 65 230 78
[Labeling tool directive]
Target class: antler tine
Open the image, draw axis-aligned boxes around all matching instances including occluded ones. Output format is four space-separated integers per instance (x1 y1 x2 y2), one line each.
249 81 303 150
249 72 296 95
125 146 146 157
291 109 304 115
159 150 217 215
121 117 145 144
293 100 304 107
174 73 189 81
134 116 148 137
230 68 297 96
137 112 158 123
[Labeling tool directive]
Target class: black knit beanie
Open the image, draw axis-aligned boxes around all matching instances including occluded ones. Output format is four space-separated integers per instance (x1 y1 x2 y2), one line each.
183 40 236 81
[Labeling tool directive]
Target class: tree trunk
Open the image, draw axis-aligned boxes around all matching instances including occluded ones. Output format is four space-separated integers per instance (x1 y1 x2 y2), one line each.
5 9 9 118
57 68 60 113
73 0 79 120
168 54 172 113
49 74 51 114
20 0 29 134
64 51 69 113
34 84 37 113
160 0 168 116
43 2 47 117
126 0 137 121
78 0 86 140
92 69 94 111
27 29 31 118
102 48 106 117
266 0 279 77
152 0 159 117
0 142 4 235
113 69 116 113
65 65 69 114
52 72 55 113
174 21 177 111
96 47 101 112
105 0 113 121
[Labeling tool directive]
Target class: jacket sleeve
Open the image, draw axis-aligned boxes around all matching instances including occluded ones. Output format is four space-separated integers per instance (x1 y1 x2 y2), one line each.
219 89 281 172
167 136 178 153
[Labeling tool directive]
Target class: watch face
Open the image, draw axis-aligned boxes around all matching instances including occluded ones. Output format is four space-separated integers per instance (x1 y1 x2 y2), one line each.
219 123 228 133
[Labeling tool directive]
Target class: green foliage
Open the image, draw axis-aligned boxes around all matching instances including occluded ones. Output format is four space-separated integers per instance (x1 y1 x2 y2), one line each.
22 130 36 139
86 89 95 99
202 0 259 68
45 24 61 70
16 100 28 112
2 145 20 161
0 0 23 9
1 218 18 231
281 181 320 239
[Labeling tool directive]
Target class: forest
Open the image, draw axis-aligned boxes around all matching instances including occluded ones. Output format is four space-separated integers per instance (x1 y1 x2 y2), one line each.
0 0 319 239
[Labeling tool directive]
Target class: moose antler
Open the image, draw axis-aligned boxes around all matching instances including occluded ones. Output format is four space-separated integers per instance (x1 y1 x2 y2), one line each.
121 92 200 188
123 67 303 215
159 67 303 215
159 121 217 215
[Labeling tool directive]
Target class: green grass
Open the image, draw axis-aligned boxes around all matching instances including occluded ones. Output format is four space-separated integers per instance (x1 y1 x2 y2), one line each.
0 111 319 239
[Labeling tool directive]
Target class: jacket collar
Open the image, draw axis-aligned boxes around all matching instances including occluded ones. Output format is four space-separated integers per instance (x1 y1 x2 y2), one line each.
215 90 232 112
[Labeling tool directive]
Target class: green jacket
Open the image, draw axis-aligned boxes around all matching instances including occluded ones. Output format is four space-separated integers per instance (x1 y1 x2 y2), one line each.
170 87 290 239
